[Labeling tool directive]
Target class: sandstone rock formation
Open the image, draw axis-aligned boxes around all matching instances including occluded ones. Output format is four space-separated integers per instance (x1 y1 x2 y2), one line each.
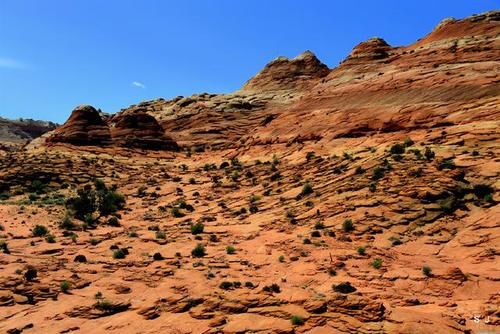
241 50 330 92
0 10 498 334
47 105 111 146
0 116 57 145
110 110 179 151
47 105 178 150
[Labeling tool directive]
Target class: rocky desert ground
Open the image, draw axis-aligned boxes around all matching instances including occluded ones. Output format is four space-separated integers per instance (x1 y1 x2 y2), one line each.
0 10 499 334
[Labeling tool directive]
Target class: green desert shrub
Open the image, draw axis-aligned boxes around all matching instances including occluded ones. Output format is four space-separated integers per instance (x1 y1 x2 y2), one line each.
357 246 366 255
371 258 383 269
342 219 354 232
32 225 48 237
171 207 185 218
372 167 385 180
191 243 206 257
66 180 125 221
24 265 37 281
226 245 235 254
190 222 204 235
390 143 405 155
291 315 305 326
113 248 126 259
60 280 71 293
422 265 432 277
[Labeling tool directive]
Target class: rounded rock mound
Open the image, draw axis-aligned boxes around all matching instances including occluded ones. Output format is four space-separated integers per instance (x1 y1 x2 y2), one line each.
110 110 179 151
47 105 111 146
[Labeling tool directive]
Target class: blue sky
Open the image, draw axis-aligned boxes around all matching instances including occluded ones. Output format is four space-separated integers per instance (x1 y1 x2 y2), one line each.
0 0 497 123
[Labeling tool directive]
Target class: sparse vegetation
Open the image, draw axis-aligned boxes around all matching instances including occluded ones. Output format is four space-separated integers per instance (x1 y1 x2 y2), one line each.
371 258 383 269
342 219 354 232
226 245 236 254
113 248 127 259
0 241 9 254
299 182 313 198
355 166 365 174
171 207 185 218
390 143 405 155
263 283 280 293
60 280 71 293
191 243 206 257
357 246 366 255
291 315 305 326
437 159 455 170
32 225 48 237
332 281 356 293
422 265 432 277
190 222 204 235
155 230 166 239
372 167 385 180
66 180 125 222
424 147 435 161
24 265 37 281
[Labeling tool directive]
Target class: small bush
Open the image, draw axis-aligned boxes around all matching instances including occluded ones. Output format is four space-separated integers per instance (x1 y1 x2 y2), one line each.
278 255 285 262
191 243 206 257
153 252 163 261
60 280 71 293
342 219 354 232
155 230 166 239
372 167 385 180
332 281 356 293
113 248 126 259
226 245 236 254
404 137 414 147
171 207 185 218
190 222 204 235
59 215 77 230
291 315 304 326
314 221 325 230
89 238 100 246
306 152 315 162
437 159 455 170
357 246 366 255
107 216 120 227
263 283 280 293
24 266 37 281
46 234 56 243
371 258 383 269
355 166 365 174
249 204 258 213
0 241 9 254
424 147 435 161
74 254 87 263
66 181 125 220
32 225 48 237
219 281 233 290
300 183 313 197
422 265 432 277
390 143 405 155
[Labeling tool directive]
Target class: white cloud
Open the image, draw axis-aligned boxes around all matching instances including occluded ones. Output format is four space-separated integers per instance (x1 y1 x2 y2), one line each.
132 81 146 89
0 57 27 69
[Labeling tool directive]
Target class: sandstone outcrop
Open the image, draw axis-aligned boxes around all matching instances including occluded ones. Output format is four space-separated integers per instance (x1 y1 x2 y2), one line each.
47 105 111 146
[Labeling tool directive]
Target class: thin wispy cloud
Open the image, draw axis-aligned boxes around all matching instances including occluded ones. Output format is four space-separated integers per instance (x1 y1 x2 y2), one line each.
132 81 146 89
0 57 28 70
